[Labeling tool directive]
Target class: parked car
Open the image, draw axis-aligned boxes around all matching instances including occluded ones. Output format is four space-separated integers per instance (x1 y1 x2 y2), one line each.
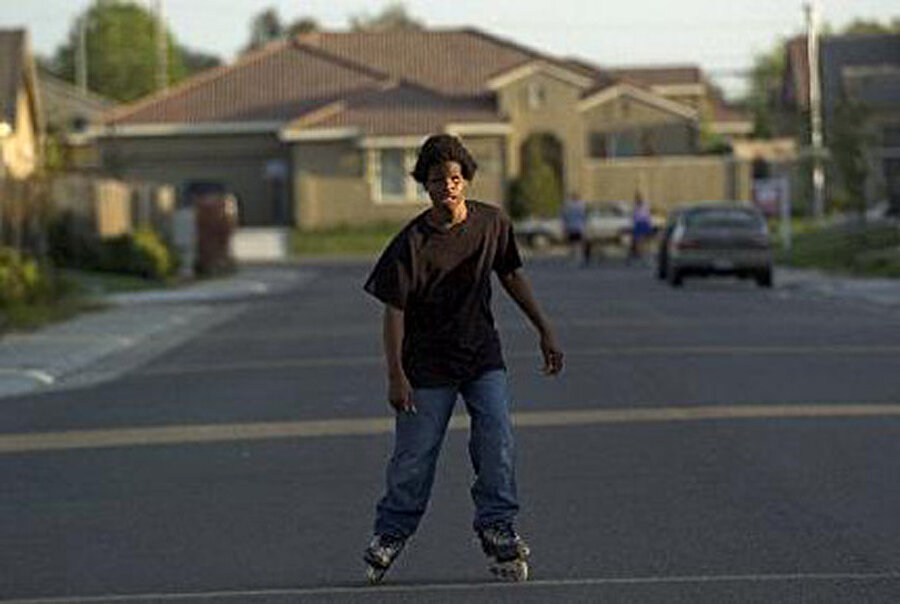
658 202 773 288
514 201 661 249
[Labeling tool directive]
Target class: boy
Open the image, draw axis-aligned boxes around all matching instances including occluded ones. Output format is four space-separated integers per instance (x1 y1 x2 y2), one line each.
362 134 563 583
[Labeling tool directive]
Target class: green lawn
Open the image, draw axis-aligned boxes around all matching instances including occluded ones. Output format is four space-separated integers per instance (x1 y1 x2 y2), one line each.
291 222 403 256
777 219 900 278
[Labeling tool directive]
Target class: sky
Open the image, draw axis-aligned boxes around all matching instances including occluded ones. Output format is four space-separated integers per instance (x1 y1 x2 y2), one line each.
1 0 898 98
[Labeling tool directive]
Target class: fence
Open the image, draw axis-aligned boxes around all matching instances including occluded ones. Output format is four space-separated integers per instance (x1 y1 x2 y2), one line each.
0 175 176 259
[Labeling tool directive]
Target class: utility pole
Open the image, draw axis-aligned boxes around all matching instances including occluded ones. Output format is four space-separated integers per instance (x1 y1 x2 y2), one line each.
805 1 826 220
76 15 88 92
153 0 168 91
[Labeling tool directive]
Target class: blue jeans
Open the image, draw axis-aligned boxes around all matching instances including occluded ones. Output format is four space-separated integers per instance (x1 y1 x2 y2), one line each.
374 369 519 538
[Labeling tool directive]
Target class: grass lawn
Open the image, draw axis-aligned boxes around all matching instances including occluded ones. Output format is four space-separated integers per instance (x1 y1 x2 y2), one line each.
777 219 900 278
291 222 403 256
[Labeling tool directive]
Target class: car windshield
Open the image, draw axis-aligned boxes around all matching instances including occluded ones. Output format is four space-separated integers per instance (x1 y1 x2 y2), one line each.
685 209 764 230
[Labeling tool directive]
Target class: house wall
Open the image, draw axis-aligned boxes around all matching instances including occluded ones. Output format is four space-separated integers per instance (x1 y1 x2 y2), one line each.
496 72 585 195
580 95 697 156
99 133 290 226
291 135 506 229
1 89 40 179
582 156 752 213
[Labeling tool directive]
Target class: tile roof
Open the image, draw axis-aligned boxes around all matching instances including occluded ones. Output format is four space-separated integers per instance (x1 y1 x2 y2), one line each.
295 28 540 96
608 65 703 87
105 39 388 126
287 82 499 136
0 29 26 126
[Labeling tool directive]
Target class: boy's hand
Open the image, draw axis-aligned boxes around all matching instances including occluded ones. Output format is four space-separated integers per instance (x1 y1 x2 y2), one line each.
388 373 416 414
540 333 564 376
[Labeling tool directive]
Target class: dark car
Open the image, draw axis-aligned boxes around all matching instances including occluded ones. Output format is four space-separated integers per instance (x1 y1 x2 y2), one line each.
657 203 773 288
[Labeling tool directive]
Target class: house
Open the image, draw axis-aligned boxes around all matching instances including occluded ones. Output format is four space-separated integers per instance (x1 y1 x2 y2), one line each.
605 65 754 142
783 33 900 211
0 29 43 180
95 28 726 228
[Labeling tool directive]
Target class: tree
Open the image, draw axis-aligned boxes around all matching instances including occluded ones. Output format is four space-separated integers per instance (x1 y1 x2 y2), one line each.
842 18 900 35
179 46 222 75
243 7 283 54
831 98 872 215
746 46 786 138
49 0 196 103
514 138 563 218
240 9 320 55
349 3 425 32
287 18 320 37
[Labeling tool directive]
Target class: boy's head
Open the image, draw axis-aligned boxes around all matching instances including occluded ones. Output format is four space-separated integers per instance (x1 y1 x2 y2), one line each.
411 134 477 184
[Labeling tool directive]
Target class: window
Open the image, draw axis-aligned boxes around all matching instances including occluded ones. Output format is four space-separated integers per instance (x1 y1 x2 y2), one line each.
380 149 406 198
369 147 430 204
588 132 608 158
612 131 638 157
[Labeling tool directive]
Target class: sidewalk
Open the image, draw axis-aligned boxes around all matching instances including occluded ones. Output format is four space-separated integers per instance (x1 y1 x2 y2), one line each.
775 266 900 308
0 266 316 399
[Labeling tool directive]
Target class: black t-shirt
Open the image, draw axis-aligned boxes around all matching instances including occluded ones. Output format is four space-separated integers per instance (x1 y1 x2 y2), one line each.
364 200 523 388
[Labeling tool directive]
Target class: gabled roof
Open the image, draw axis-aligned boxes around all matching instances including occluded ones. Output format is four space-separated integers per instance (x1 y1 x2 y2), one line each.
295 28 543 97
105 39 388 126
608 65 703 87
101 27 700 138
283 81 500 137
577 82 699 121
0 29 27 126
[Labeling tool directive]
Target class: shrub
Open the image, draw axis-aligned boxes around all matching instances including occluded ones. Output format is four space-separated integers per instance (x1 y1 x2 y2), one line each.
0 247 58 307
99 229 173 280
48 213 175 280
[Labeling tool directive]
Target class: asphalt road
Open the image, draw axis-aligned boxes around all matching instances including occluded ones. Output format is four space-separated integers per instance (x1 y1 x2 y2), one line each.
2 258 900 603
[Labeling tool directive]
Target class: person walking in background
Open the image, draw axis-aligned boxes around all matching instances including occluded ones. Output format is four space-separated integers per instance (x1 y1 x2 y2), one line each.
629 191 653 264
362 134 564 584
561 191 587 266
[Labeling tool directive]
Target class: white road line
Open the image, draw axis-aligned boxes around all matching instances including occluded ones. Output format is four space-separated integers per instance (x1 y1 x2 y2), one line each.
138 345 900 376
3 571 900 603
1 403 900 454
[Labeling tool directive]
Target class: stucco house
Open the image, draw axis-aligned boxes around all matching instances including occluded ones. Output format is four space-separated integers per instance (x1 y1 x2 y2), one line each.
0 29 43 180
95 28 708 227
606 64 753 142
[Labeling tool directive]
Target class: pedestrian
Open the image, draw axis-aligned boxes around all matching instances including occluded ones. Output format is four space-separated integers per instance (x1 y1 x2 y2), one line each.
561 191 587 265
362 134 564 584
629 191 653 264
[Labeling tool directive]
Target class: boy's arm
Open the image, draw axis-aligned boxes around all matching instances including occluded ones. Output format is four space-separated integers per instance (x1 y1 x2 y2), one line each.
498 269 564 375
383 305 416 412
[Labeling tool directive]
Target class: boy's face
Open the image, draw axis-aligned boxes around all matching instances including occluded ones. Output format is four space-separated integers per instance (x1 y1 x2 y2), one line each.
425 161 467 214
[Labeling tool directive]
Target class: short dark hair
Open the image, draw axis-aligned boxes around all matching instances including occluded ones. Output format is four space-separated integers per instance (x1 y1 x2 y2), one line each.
411 134 478 184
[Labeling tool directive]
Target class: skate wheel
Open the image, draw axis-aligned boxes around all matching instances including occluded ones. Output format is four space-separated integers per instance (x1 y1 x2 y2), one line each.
365 564 386 585
490 559 529 582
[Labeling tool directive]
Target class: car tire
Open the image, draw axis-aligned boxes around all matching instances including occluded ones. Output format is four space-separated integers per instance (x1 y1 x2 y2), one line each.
756 268 773 288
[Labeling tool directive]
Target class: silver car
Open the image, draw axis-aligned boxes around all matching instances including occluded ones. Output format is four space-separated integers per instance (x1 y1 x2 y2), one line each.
663 203 773 288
